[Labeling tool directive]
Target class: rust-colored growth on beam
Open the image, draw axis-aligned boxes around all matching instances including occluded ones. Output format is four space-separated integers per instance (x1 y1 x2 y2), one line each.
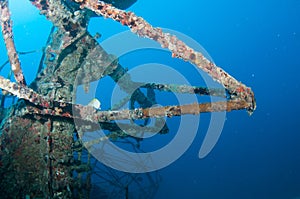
73 0 256 114
0 0 26 85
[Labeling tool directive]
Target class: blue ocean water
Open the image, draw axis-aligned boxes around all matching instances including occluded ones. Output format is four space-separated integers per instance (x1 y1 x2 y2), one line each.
0 0 300 198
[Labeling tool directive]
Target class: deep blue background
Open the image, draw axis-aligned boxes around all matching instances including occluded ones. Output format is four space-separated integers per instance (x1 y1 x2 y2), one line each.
1 0 300 198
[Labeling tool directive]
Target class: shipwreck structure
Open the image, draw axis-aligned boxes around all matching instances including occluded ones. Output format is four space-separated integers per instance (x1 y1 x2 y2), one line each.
0 0 255 198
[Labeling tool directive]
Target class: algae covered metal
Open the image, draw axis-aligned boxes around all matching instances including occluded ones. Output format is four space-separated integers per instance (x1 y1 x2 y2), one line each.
0 0 255 198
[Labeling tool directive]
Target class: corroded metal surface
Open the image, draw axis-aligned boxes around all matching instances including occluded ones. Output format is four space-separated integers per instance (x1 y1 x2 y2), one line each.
73 0 256 113
0 0 26 85
0 0 256 198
